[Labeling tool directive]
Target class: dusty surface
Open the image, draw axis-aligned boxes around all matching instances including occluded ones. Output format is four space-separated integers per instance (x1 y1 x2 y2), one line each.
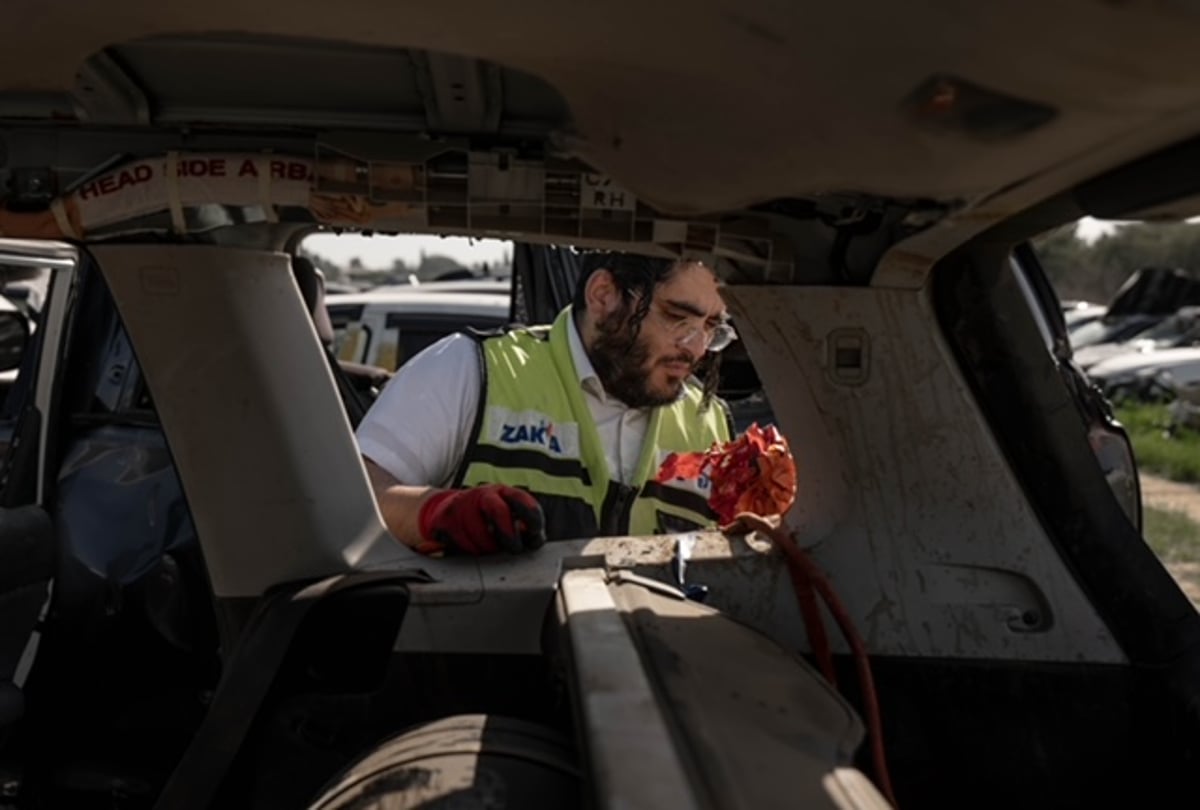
1140 472 1200 605
1170 563 1200 606
1141 473 1200 524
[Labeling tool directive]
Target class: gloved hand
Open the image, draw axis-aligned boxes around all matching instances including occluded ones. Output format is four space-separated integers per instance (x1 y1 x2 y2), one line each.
417 484 547 555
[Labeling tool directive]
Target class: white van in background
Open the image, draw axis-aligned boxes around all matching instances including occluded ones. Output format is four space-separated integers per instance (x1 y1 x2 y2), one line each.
325 290 514 372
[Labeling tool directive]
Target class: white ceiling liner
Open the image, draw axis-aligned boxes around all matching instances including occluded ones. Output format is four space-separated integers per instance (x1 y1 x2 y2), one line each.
6 0 1200 214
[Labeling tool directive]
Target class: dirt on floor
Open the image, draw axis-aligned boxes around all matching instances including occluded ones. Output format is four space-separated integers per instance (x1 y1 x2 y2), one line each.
1141 473 1200 524
1170 563 1200 605
1140 472 1200 605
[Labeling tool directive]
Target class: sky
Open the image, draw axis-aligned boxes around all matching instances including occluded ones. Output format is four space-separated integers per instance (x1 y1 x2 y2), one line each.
1075 216 1118 242
301 233 511 270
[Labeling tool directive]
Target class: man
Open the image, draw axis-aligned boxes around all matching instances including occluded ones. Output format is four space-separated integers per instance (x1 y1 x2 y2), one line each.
356 250 736 555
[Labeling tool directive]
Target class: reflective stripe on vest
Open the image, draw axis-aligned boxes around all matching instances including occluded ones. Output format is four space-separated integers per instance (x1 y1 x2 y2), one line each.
454 308 731 540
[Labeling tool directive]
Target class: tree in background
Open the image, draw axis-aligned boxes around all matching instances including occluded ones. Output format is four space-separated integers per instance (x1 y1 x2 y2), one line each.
1036 222 1200 303
415 253 464 282
297 247 345 282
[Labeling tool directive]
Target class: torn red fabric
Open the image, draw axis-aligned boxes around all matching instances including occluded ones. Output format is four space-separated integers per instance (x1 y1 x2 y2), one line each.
656 423 797 524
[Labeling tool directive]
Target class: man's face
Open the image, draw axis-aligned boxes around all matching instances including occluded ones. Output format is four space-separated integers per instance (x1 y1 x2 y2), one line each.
589 262 727 408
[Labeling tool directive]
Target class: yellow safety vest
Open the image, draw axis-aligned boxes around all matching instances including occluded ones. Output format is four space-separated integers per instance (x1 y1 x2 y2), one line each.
453 308 732 540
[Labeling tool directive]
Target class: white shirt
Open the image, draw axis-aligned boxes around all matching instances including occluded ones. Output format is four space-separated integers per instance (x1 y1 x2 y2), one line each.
356 315 651 487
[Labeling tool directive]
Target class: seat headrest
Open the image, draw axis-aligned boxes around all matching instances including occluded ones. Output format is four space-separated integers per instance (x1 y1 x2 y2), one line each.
292 256 336 346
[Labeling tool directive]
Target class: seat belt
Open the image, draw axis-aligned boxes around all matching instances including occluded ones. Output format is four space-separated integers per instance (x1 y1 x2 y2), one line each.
325 347 371 428
152 569 429 810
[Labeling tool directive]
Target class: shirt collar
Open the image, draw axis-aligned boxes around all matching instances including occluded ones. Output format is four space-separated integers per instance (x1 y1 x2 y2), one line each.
566 309 610 403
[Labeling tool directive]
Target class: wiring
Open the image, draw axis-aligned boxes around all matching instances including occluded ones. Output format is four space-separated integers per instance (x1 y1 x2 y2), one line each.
731 512 898 809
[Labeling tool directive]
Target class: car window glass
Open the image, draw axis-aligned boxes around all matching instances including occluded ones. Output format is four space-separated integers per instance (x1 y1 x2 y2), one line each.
326 304 370 364
384 316 507 371
334 323 370 364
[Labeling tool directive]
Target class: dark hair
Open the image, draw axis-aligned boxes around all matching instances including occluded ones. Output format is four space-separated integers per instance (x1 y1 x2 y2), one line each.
571 251 677 331
571 250 722 408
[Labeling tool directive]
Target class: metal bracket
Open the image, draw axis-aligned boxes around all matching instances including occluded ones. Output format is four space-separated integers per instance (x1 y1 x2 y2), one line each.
411 51 502 134
72 51 151 125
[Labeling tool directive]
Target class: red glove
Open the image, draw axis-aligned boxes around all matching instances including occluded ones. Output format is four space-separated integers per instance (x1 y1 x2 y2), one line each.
417 484 547 555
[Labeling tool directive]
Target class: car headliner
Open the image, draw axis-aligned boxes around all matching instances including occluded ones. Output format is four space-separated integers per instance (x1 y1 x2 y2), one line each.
7 0 1200 220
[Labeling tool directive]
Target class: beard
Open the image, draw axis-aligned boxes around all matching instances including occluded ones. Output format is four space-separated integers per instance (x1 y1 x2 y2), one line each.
588 307 696 408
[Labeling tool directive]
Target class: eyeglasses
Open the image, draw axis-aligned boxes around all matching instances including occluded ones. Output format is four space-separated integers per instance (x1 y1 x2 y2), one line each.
653 304 738 352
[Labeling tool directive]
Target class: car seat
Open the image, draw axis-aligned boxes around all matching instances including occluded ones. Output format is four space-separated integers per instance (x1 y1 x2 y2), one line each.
291 256 389 427
0 506 54 741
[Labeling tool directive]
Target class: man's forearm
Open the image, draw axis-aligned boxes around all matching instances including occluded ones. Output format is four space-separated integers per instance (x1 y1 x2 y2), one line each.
363 457 438 549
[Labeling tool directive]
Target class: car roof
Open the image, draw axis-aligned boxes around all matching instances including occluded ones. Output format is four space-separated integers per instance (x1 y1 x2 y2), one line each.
324 290 512 318
371 279 512 295
7 2 1200 245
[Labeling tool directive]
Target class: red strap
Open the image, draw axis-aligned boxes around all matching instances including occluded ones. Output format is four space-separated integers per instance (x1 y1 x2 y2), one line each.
734 513 898 809
785 551 837 688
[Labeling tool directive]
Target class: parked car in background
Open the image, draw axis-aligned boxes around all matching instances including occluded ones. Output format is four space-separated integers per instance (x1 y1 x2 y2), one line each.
0 293 29 407
1089 345 1200 402
1062 300 1106 332
322 279 363 296
326 290 515 372
1068 312 1163 350
371 277 513 297
1075 305 1200 370
1 276 48 323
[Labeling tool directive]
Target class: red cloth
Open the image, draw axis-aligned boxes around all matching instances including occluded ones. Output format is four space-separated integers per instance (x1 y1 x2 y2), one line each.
656 423 797 524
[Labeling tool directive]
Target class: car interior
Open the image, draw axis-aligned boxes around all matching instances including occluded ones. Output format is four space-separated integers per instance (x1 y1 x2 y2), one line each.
0 4 1199 809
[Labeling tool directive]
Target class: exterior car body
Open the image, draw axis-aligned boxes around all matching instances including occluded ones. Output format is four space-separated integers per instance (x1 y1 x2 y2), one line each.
1062 300 1106 332
1074 305 1200 370
1067 312 1163 350
370 277 514 296
325 290 514 371
1089 344 1200 400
